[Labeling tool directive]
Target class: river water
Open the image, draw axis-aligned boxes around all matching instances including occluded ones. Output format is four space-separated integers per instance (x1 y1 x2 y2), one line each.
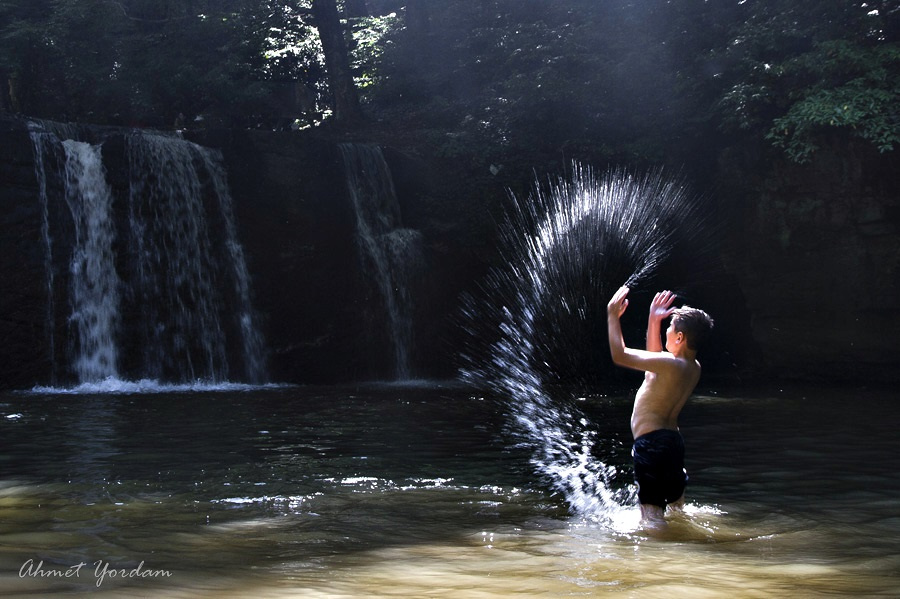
0 381 897 597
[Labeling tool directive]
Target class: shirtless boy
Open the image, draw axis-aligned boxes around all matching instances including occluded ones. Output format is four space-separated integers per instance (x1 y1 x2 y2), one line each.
606 286 714 526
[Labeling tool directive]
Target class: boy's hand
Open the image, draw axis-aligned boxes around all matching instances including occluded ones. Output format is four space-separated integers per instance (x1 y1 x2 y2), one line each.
607 286 630 318
649 290 676 323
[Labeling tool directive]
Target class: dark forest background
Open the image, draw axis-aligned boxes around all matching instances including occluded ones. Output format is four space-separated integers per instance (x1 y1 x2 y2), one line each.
2 0 897 178
1 1 899 385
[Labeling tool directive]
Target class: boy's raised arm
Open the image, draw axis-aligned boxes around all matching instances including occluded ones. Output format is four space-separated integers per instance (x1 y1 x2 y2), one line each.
608 286 680 374
646 290 676 352
607 286 630 365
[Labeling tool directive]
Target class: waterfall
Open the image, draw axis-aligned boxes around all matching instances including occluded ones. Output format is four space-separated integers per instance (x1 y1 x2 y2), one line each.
62 140 122 382
339 144 423 380
125 133 269 383
28 125 267 386
197 149 268 383
29 130 59 384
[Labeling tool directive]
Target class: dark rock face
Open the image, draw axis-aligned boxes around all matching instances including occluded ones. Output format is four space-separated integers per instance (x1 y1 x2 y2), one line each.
190 128 379 383
186 129 500 385
1 114 898 389
0 119 51 389
718 142 900 382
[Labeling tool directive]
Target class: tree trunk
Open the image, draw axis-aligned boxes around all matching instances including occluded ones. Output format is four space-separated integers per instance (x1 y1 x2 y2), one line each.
311 0 364 127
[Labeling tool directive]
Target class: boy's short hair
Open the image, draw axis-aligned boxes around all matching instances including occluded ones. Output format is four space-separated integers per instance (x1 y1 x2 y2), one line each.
672 306 714 352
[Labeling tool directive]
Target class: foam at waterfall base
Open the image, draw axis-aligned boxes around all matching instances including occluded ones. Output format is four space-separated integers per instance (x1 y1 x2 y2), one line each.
27 377 292 395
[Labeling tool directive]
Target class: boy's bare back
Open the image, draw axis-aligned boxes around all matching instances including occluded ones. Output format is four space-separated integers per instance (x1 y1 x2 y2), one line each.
606 286 702 438
630 356 699 438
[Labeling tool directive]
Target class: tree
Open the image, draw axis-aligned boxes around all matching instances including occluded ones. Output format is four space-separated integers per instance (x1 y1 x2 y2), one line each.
714 0 900 162
0 0 68 117
311 0 364 126
0 0 328 126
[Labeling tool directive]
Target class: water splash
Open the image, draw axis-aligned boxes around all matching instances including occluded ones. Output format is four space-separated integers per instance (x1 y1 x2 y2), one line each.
462 164 706 522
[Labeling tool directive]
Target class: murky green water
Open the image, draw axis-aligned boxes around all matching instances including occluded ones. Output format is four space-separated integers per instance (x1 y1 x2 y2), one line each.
1 382 897 597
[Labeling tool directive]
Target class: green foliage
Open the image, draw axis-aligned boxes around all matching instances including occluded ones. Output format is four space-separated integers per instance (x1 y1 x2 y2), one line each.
766 42 900 162
258 0 323 81
0 0 330 126
1 0 897 170
347 11 401 90
363 0 694 175
715 1 900 162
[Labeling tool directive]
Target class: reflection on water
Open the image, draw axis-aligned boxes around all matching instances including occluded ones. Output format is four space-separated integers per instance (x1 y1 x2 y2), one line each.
0 382 898 597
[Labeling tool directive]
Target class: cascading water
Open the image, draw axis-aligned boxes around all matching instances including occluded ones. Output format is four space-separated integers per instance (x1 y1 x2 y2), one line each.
339 143 423 380
126 134 267 383
462 164 707 522
28 124 268 388
197 148 268 383
62 140 122 382
125 134 228 382
29 129 60 384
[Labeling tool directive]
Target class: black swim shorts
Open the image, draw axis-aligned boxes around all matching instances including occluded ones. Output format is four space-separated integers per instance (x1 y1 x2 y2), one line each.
632 428 687 508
